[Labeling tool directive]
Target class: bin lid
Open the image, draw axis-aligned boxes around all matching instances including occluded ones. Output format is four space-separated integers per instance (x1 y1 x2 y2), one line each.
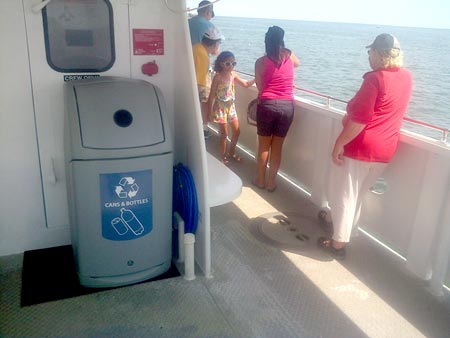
74 79 166 149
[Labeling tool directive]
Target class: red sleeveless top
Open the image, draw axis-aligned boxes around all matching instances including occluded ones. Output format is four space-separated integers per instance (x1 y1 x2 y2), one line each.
259 56 294 100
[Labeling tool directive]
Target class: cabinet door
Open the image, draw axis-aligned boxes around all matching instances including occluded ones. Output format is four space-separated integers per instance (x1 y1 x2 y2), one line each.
23 0 131 228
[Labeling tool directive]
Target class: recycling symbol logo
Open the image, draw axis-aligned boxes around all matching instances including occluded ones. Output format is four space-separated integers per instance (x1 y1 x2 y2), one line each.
115 177 139 199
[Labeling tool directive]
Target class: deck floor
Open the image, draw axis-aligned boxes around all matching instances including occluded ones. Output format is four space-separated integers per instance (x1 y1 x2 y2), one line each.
1 133 449 338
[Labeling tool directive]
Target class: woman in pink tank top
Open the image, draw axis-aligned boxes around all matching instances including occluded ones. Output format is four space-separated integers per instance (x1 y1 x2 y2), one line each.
252 26 300 192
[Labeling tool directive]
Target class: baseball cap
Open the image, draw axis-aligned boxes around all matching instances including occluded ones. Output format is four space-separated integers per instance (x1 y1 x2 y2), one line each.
198 1 214 18
204 25 223 41
366 33 401 51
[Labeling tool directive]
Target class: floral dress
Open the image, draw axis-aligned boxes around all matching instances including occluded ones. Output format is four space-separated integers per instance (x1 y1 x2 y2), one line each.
212 75 237 124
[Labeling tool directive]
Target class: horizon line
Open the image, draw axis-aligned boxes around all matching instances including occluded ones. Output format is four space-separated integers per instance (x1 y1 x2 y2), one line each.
213 15 450 30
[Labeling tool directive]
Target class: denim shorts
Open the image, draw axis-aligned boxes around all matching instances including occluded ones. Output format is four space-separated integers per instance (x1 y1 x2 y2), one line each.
256 99 295 137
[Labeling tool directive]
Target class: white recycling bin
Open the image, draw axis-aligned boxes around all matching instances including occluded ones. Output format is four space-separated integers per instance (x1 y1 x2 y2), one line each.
64 76 173 288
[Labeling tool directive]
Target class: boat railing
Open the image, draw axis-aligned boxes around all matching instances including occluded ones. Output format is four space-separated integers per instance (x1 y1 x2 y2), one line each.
233 76 450 296
238 71 450 143
292 84 347 105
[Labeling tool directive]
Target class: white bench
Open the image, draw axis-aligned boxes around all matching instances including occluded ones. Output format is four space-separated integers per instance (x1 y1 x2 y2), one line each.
206 152 242 207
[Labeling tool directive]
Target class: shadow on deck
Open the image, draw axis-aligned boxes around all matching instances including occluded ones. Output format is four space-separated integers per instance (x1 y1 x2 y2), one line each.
0 132 449 337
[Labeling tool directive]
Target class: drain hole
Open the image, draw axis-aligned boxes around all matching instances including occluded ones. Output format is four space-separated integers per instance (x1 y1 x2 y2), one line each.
300 234 310 241
295 234 305 241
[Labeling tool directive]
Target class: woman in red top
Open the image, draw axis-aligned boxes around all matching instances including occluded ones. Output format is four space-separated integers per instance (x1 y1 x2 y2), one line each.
319 33 413 259
253 26 300 192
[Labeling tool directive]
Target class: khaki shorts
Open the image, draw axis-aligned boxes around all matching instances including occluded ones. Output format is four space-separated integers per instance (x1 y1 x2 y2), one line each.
198 70 213 103
198 86 208 103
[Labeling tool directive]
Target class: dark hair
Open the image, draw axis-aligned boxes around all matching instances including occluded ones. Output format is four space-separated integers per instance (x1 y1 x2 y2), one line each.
197 1 213 15
214 51 235 72
202 36 220 46
265 26 285 64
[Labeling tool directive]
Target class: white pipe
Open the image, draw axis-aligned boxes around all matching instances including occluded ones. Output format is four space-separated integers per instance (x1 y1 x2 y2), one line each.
173 212 185 263
183 233 195 281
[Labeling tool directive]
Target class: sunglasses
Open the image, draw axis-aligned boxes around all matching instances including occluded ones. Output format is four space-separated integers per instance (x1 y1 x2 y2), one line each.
222 61 237 67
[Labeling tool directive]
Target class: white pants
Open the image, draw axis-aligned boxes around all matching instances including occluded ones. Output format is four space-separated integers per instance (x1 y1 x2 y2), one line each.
327 157 387 243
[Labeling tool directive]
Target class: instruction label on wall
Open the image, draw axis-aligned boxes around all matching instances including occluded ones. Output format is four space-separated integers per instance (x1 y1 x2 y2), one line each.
100 169 153 241
133 29 164 55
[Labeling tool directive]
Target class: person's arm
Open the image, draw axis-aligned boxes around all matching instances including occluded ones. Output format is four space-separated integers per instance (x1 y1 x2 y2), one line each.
332 120 366 166
290 51 300 68
233 72 255 88
254 57 264 92
206 74 219 121
332 73 378 165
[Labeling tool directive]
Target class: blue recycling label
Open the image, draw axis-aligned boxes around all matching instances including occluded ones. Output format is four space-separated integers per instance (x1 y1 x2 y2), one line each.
100 169 153 241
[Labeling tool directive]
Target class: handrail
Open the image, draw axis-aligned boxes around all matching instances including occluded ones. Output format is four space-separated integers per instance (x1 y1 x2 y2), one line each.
293 86 450 143
237 70 450 143
293 85 347 104
403 117 450 142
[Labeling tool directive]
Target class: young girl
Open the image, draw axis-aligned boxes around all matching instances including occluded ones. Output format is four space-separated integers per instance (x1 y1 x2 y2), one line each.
207 51 255 164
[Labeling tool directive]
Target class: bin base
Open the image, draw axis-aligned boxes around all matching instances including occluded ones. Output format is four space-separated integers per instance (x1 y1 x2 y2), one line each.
78 261 171 288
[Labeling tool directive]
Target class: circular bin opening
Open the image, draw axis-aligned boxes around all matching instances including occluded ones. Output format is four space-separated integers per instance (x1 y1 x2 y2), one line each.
114 109 133 128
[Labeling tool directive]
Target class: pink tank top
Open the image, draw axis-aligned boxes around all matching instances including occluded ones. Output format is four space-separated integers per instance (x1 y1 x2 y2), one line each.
259 56 294 100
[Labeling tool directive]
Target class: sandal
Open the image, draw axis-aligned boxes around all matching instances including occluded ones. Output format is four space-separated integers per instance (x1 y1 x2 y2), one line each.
318 210 333 233
266 185 277 193
228 153 242 162
317 236 346 260
222 156 230 165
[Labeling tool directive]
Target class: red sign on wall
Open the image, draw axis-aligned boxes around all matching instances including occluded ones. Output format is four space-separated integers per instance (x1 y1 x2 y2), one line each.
133 29 164 55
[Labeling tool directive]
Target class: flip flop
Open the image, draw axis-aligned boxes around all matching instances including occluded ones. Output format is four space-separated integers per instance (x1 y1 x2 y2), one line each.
228 153 242 162
266 185 277 193
317 236 346 260
222 156 230 165
251 178 265 190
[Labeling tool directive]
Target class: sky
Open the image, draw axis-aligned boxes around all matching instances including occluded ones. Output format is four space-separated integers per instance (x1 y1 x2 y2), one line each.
186 0 450 29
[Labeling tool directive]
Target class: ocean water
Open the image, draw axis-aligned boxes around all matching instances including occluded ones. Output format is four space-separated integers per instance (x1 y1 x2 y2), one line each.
213 16 450 140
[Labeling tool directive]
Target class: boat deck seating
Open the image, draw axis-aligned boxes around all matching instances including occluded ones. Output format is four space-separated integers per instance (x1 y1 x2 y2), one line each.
207 152 242 207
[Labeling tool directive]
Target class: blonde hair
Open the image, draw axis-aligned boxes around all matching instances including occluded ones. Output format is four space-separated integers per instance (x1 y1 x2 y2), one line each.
371 48 403 69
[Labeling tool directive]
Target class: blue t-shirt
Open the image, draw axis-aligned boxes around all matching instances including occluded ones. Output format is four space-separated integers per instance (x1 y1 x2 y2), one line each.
188 15 213 45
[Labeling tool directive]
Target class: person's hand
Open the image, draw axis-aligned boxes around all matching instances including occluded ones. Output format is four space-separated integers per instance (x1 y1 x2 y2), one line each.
332 143 345 166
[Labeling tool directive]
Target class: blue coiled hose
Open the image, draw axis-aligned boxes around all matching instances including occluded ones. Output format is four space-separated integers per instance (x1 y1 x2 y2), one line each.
173 163 198 234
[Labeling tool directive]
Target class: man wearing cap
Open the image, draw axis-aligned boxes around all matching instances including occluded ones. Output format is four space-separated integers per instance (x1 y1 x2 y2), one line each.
318 33 413 259
192 26 223 138
189 1 215 45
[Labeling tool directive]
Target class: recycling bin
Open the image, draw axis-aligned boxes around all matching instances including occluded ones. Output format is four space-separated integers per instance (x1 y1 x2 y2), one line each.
64 76 173 288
